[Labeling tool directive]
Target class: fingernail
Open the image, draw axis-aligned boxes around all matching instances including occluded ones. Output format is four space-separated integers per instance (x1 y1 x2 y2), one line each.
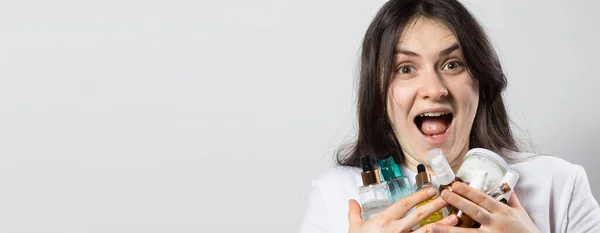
452 182 463 190
432 224 443 233
449 214 458 224
427 188 436 196
441 189 452 199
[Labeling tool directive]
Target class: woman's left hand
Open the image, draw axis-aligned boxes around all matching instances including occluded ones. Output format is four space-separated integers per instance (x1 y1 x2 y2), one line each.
431 182 541 233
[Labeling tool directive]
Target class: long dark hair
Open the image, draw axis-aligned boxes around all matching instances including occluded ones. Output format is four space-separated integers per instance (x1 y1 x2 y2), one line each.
337 0 518 167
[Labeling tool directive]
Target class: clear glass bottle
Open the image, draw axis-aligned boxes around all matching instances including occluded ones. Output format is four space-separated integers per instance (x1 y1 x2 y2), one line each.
415 164 443 228
359 156 392 220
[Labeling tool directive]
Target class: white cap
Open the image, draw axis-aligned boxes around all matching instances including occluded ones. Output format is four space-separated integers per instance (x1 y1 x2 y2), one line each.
502 170 520 189
426 148 455 185
468 170 488 191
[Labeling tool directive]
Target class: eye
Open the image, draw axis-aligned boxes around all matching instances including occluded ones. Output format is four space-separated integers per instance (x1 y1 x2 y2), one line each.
443 60 463 70
396 65 416 74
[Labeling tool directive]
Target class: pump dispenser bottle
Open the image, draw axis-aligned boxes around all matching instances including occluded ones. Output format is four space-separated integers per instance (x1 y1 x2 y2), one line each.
426 148 462 214
358 155 392 220
415 164 443 228
452 170 488 228
378 155 413 202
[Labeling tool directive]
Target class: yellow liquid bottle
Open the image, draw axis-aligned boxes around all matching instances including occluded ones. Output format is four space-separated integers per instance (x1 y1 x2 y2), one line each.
416 198 444 227
414 164 443 228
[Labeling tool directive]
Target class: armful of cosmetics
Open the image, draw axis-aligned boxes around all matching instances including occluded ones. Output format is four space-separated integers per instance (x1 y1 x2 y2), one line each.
357 148 519 229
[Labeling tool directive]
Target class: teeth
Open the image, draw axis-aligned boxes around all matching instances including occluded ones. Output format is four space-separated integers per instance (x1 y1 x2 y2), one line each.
418 112 451 117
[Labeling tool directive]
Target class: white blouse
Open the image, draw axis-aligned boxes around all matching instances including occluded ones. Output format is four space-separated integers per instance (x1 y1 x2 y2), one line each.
299 152 600 233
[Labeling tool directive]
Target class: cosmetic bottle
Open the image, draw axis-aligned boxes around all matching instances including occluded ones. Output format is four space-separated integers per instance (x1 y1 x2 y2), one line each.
378 155 413 203
359 155 392 221
426 148 462 214
455 148 508 193
452 170 488 228
415 164 443 228
487 170 520 204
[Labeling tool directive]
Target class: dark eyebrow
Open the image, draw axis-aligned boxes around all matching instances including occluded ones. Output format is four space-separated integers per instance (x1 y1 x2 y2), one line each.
440 43 460 56
394 43 460 57
394 49 420 57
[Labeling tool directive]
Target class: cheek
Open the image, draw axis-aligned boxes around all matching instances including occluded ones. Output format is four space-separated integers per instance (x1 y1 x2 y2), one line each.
466 78 480 112
450 76 479 117
468 76 479 96
387 83 417 124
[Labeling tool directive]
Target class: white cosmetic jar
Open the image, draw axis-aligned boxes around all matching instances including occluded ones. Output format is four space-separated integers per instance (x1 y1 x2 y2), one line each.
456 148 508 193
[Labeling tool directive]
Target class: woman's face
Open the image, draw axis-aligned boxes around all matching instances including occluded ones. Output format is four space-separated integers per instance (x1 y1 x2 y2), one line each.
386 18 479 169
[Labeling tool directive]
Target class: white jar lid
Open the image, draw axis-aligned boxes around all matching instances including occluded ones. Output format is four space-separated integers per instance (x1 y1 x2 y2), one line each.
464 148 509 171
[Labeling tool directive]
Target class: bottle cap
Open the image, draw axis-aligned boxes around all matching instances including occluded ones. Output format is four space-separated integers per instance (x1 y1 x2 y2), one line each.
502 170 520 190
426 148 455 185
361 156 374 172
468 170 488 191
415 164 432 184
360 155 380 186
378 155 404 181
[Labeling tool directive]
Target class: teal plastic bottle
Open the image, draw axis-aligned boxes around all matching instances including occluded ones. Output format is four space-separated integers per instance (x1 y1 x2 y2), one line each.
378 155 414 202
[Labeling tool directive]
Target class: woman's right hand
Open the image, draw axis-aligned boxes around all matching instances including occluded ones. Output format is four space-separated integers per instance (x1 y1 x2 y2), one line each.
348 188 458 233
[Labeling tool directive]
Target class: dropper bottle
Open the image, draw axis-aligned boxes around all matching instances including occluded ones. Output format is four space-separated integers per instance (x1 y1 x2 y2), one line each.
378 155 414 203
415 164 443 228
426 148 462 214
358 155 392 220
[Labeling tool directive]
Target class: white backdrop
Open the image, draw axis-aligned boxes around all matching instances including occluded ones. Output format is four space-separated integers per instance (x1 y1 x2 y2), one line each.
0 0 597 232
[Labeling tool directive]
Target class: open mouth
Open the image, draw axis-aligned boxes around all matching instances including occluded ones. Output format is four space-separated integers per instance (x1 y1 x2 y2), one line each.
414 112 453 137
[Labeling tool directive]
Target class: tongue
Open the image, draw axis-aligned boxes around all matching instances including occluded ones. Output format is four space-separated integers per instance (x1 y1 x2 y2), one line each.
421 117 448 135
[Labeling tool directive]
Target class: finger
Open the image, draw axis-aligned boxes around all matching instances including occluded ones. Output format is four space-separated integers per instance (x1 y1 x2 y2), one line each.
384 196 448 232
440 189 491 225
507 192 522 209
348 199 364 229
414 223 480 233
451 182 500 212
436 214 459 226
376 187 438 221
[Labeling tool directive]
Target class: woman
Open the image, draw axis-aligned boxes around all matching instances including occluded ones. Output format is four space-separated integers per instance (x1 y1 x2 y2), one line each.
299 0 600 233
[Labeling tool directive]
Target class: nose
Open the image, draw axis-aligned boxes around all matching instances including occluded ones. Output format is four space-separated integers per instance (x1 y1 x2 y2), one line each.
418 70 448 100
